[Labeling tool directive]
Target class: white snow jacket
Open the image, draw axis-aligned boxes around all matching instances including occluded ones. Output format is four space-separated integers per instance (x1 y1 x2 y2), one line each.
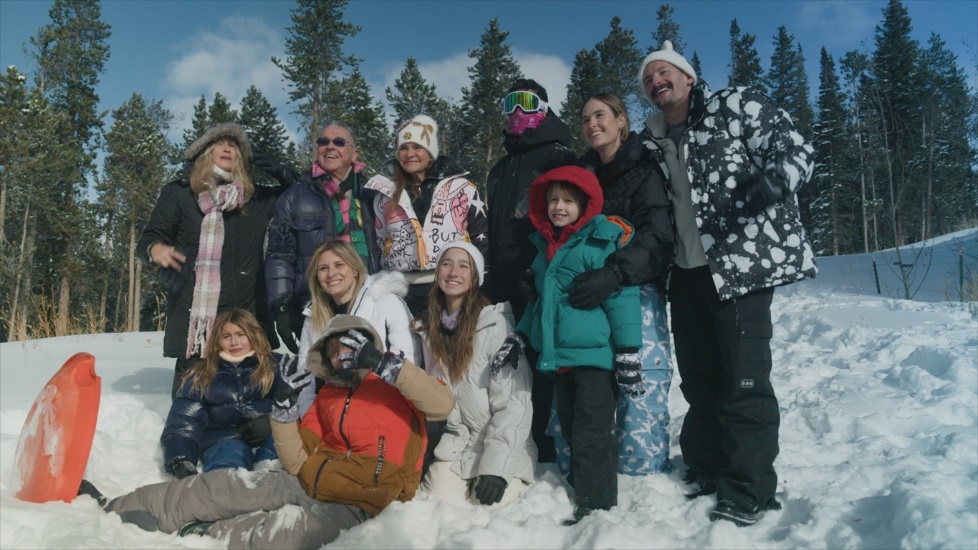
295 270 419 415
423 302 537 484
641 81 817 301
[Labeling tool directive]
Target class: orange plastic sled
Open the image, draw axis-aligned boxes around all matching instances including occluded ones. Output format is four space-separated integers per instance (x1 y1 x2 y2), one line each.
13 352 101 503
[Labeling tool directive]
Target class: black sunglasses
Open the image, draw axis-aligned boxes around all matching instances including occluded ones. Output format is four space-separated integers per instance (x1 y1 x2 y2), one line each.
316 136 349 148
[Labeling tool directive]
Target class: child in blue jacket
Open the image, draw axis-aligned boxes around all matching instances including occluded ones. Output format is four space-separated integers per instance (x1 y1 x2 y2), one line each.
491 165 643 524
161 308 288 478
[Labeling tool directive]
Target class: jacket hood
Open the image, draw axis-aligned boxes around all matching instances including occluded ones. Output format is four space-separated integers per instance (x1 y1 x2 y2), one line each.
306 315 384 385
528 165 604 249
184 122 253 164
358 270 409 304
503 109 573 155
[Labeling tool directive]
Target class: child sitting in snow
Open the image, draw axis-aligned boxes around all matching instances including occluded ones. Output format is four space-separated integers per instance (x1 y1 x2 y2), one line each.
160 308 287 478
490 165 643 525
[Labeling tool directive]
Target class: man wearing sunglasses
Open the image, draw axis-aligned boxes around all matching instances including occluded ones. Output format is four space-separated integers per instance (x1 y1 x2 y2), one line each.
264 122 381 353
485 79 577 463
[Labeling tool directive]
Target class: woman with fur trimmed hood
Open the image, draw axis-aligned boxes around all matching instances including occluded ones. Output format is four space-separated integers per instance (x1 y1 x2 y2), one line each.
137 123 292 399
293 239 420 417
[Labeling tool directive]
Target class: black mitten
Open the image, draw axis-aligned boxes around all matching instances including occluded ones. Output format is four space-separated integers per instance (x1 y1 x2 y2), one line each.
238 415 272 446
251 146 300 187
474 475 507 505
568 266 620 309
171 460 198 480
273 298 301 353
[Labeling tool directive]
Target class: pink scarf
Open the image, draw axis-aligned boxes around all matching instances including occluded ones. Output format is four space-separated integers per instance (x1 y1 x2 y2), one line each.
311 160 367 242
186 181 245 358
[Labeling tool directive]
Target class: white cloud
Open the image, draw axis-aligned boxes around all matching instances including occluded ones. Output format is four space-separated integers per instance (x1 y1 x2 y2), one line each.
161 16 298 144
511 48 572 118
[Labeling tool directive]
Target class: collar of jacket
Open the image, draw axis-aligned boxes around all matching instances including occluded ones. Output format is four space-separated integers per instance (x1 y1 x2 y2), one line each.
503 110 573 155
580 131 643 179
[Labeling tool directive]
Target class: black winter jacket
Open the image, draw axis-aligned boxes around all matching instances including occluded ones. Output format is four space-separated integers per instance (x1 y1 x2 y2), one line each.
485 112 577 320
161 353 285 472
579 132 675 286
137 178 286 358
264 166 379 309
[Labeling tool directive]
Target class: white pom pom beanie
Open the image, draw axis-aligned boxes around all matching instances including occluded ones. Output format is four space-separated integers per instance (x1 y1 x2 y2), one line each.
637 40 697 104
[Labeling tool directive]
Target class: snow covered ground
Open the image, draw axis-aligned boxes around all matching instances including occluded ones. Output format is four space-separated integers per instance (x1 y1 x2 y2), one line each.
1 229 975 549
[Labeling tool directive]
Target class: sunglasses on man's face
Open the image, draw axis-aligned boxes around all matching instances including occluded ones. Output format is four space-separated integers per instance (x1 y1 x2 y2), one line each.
316 136 349 148
502 91 548 115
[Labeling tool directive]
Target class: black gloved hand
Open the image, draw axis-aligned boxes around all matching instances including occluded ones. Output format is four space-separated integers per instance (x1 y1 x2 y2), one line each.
238 415 272 446
474 475 508 505
271 355 312 423
519 268 538 304
739 162 787 215
568 266 621 309
171 460 198 480
338 329 405 385
273 298 301 354
251 146 299 187
490 333 526 377
614 350 645 397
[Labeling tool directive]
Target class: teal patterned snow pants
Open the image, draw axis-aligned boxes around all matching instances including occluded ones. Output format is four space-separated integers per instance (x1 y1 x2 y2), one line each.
549 284 674 475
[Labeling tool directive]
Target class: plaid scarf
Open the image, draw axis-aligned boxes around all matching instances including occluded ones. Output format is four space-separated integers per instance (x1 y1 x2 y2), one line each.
186 181 245 358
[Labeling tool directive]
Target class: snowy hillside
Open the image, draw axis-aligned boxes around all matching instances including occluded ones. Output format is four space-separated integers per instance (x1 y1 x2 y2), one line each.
1 230 975 549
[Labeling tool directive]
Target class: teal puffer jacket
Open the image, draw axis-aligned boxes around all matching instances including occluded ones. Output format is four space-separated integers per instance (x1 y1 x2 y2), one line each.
517 213 642 373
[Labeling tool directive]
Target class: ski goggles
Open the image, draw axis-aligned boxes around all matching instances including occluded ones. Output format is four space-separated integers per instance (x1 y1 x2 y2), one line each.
502 91 548 115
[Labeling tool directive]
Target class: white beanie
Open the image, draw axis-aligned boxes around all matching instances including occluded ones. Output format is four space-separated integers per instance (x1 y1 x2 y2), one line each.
435 241 485 286
396 114 439 160
638 40 697 103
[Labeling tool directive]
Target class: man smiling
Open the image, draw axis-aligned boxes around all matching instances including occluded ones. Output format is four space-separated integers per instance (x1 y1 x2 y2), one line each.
264 122 380 353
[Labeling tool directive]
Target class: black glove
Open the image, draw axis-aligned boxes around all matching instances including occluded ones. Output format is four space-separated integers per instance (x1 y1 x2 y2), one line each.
271 355 312 423
474 475 507 506
273 298 301 354
338 329 405 385
614 350 645 397
490 333 526 377
739 163 786 215
251 146 299 187
238 415 272 446
568 266 621 309
171 460 198 480
519 268 538 304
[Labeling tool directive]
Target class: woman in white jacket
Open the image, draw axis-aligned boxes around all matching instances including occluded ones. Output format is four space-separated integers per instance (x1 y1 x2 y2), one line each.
294 240 419 415
416 241 537 508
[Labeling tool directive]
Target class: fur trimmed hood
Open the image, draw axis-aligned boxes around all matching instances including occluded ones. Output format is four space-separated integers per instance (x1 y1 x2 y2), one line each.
306 314 384 386
356 270 409 305
184 122 253 163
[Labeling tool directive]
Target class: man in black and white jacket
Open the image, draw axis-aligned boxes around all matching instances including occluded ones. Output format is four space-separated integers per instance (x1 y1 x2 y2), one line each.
638 40 817 527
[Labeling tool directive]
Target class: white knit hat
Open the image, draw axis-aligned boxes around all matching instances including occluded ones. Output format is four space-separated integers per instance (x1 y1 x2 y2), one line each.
396 114 439 160
638 40 697 103
435 241 485 286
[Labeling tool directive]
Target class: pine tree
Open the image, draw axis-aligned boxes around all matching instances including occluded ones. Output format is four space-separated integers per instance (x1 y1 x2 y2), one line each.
651 4 686 55
385 57 452 128
181 96 209 156
334 68 390 170
561 48 602 153
239 85 291 185
27 0 111 336
765 26 814 137
690 51 702 81
455 18 523 183
100 94 173 331
840 50 880 253
273 0 361 154
810 48 855 255
207 92 238 125
728 19 763 87
594 16 643 108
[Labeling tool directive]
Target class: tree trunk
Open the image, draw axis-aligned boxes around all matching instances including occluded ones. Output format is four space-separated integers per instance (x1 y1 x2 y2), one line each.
13 206 36 341
127 220 136 331
135 258 143 331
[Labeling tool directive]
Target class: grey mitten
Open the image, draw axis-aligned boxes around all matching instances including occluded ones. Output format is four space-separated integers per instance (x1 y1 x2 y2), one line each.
614 350 645 397
338 329 406 385
271 355 311 422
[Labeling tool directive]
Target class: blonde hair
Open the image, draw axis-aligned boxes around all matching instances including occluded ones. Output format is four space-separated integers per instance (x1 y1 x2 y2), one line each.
182 309 275 396
416 248 489 384
189 138 254 203
305 240 367 333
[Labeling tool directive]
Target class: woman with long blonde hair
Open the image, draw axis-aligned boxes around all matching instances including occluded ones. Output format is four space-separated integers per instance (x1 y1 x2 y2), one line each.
415 242 536 508
292 239 418 416
161 309 288 478
138 122 293 399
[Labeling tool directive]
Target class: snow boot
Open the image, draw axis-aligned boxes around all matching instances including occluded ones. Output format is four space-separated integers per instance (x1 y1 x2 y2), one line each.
77 479 108 508
562 507 594 526
682 469 717 500
709 497 781 527
178 520 214 537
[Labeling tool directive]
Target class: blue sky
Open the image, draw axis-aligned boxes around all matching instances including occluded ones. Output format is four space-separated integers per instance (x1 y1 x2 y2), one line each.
2 0 975 146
